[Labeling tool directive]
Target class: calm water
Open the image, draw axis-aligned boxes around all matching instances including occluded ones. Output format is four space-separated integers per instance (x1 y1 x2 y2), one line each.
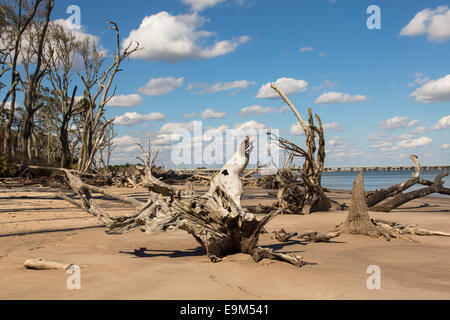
321 169 449 196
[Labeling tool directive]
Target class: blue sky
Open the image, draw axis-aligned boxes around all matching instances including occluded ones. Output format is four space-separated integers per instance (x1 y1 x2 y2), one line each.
48 0 450 168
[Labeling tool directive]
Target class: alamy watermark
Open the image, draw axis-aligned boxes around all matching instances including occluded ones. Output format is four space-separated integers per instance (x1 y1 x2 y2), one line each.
366 265 381 290
66 264 81 290
366 5 381 30
169 121 280 167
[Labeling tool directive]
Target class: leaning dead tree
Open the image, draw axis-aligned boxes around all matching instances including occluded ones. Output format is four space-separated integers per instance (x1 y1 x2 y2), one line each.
365 155 450 212
252 84 342 214
58 136 309 267
335 170 450 241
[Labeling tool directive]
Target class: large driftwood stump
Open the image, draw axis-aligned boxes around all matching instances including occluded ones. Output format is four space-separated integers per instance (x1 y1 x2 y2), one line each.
58 137 308 267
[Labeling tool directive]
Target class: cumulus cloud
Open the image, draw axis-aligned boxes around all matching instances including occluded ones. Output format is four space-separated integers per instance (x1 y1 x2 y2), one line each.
299 46 314 52
183 112 196 118
199 108 226 119
396 136 432 148
290 122 304 135
380 116 418 130
114 112 167 126
187 80 254 94
106 94 144 107
314 92 367 104
442 143 450 149
181 0 225 11
323 122 342 131
233 120 269 132
290 121 341 135
160 120 198 133
410 74 450 103
138 77 184 97
122 11 250 62
400 6 450 42
431 115 450 130
239 105 279 116
112 135 141 152
256 77 308 99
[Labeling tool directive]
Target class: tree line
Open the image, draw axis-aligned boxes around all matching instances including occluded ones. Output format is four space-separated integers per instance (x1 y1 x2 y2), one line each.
0 0 139 173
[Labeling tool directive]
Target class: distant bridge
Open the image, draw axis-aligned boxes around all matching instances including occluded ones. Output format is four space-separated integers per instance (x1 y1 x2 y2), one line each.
176 165 450 174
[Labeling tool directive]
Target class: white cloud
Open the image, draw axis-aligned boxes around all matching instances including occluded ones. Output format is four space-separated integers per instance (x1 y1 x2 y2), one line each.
199 108 226 119
256 77 308 99
181 0 225 11
396 136 432 148
400 6 450 42
112 135 141 152
380 116 410 130
299 46 314 52
370 141 393 149
106 94 144 107
410 74 450 103
122 11 250 62
442 143 450 149
233 120 269 132
187 80 253 94
183 112 196 118
290 122 304 135
138 77 184 97
114 112 167 126
407 119 419 127
367 131 385 141
290 121 341 135
160 120 197 133
314 92 367 104
239 105 278 116
323 122 342 131
431 115 450 130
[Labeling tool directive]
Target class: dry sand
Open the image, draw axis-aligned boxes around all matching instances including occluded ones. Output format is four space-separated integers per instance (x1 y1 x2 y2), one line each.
0 182 449 299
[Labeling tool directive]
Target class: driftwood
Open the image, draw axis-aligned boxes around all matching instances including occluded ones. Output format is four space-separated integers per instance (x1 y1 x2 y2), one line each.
268 84 343 214
365 155 450 212
58 137 309 267
273 228 298 242
298 231 341 243
24 258 73 270
336 170 450 241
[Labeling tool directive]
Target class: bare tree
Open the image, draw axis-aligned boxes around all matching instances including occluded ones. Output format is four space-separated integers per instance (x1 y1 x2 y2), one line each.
44 23 82 167
0 0 43 159
76 21 140 172
268 84 342 214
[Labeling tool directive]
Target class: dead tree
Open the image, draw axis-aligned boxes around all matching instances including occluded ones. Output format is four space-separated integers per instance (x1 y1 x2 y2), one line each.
19 0 54 160
1 0 43 159
76 21 140 172
58 137 309 267
336 170 450 241
260 84 342 214
365 155 450 212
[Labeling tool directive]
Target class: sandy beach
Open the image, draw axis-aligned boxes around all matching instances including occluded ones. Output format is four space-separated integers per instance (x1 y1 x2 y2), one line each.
1 183 449 300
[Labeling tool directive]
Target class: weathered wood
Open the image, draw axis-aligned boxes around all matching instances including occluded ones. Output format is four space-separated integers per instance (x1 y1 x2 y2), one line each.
58 137 309 267
365 155 449 210
371 171 450 212
298 231 341 243
24 258 72 270
273 229 298 242
336 170 449 242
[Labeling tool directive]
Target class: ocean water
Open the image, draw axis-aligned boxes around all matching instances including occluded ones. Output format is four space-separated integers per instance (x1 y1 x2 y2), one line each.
321 169 450 196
